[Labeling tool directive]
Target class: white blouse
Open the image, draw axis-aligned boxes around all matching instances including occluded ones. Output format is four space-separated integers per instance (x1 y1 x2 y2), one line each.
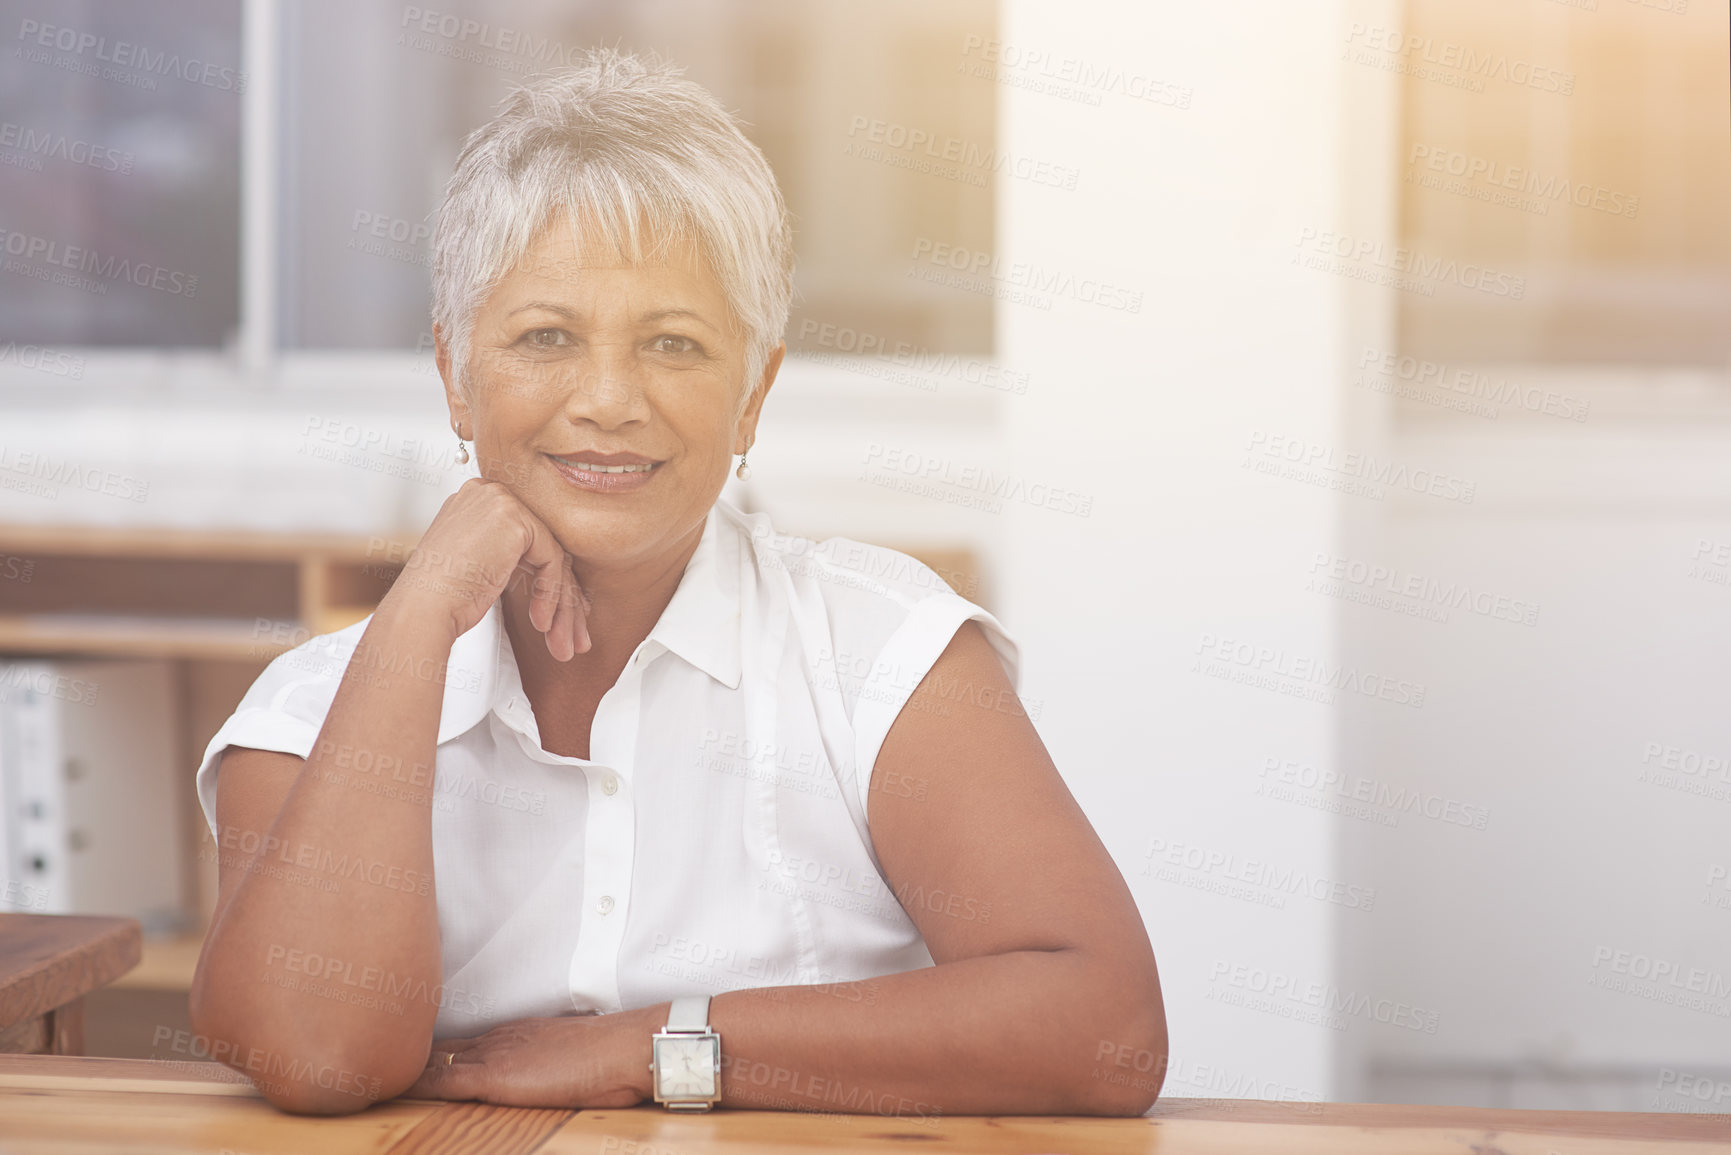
195 497 1020 1040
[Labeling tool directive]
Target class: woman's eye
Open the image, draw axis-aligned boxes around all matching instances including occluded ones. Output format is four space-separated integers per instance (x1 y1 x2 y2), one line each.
652 335 699 355
523 328 568 348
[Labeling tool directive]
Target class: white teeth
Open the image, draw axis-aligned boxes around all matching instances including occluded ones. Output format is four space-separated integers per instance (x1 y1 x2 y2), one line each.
555 458 656 474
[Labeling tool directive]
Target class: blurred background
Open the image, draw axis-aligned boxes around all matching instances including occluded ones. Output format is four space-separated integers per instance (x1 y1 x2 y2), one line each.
0 0 1726 1115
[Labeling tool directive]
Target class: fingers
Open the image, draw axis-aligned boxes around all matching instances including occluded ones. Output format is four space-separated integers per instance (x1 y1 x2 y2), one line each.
546 559 592 661
509 507 594 661
439 1034 487 1053
573 576 592 655
404 1046 487 1103
434 480 592 658
513 510 572 638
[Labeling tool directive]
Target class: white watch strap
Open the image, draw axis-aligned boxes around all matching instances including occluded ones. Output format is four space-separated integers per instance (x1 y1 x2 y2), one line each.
666 994 711 1032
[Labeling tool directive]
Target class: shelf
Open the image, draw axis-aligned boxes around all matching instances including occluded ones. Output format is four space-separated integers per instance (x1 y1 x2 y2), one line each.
0 525 418 562
0 526 408 660
0 616 301 662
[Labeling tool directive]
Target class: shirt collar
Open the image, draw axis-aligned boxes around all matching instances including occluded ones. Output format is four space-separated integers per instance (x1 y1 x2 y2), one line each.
435 499 744 744
642 498 744 691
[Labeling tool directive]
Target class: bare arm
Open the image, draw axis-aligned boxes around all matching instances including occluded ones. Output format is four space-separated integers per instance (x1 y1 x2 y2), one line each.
701 619 1168 1116
188 479 586 1114
188 603 452 1112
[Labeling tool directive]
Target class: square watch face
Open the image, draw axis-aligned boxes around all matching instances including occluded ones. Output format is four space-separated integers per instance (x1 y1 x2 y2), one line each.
654 1035 717 1098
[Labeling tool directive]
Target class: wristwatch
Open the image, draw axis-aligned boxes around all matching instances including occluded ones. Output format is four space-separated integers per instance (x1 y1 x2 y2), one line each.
649 995 721 1111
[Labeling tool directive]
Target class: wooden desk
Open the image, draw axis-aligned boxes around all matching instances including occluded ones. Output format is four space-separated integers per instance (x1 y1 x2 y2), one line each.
1 1055 1726 1153
0 914 141 1055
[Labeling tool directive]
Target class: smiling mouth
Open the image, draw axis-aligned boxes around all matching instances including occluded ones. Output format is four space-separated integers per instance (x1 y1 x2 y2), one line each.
547 454 661 474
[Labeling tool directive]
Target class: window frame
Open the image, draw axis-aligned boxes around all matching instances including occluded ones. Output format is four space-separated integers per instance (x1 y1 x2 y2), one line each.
0 0 1004 425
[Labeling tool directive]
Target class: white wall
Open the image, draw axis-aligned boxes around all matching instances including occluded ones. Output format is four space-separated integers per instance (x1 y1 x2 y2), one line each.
989 0 1363 1103
1345 379 1731 1107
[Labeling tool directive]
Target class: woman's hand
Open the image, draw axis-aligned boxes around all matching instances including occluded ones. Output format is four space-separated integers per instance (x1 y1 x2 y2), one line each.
384 477 590 660
402 1006 663 1109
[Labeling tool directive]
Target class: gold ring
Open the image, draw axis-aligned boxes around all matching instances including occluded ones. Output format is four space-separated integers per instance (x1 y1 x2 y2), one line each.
443 1051 455 1067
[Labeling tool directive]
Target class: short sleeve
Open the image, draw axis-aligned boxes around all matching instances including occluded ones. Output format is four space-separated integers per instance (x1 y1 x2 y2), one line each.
192 621 370 844
191 608 499 845
847 591 1021 819
194 706 325 844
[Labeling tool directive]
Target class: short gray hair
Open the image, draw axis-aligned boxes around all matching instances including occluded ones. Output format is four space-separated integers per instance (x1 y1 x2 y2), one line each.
431 49 794 417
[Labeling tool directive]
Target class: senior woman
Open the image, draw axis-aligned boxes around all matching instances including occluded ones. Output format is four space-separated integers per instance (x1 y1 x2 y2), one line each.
188 50 1165 1118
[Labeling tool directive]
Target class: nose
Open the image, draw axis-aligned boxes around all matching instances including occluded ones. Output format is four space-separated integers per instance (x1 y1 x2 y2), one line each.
562 344 650 428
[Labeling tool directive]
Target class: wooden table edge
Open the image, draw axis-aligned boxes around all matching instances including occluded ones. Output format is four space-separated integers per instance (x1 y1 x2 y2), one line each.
1146 1095 1731 1140
3 1059 1726 1144
0 1054 255 1096
0 914 143 1033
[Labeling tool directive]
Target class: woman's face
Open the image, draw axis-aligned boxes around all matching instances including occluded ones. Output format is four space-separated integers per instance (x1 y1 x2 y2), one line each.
440 214 781 569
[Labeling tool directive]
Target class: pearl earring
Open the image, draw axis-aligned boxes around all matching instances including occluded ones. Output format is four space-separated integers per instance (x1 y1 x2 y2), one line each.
736 437 753 481
455 436 470 466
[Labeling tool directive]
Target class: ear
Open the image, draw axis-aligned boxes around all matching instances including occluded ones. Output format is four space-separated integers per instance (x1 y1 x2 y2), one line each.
735 341 785 453
435 322 472 438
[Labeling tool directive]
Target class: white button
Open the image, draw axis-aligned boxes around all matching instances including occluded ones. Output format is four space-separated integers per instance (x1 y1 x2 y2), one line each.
602 774 619 795
597 895 615 915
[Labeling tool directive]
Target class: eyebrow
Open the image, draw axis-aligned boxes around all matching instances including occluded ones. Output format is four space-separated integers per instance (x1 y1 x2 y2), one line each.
506 302 719 332
507 301 580 319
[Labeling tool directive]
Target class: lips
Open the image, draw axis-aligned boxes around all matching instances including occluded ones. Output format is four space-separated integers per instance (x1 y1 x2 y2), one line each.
547 452 661 474
546 452 662 493
552 458 657 474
